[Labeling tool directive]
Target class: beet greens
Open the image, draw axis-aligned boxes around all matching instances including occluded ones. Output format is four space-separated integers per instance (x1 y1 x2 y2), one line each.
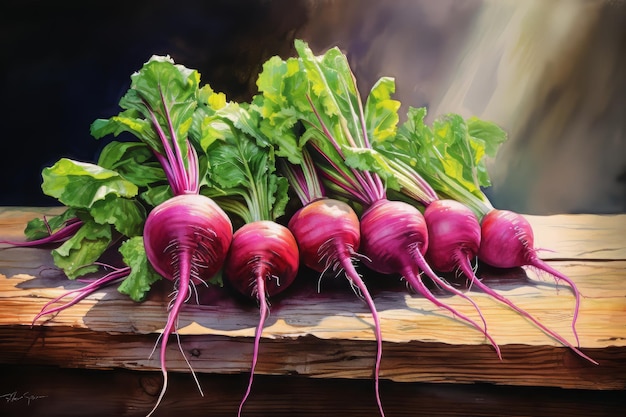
367 105 594 363
91 55 235 416
255 41 502 385
198 100 299 416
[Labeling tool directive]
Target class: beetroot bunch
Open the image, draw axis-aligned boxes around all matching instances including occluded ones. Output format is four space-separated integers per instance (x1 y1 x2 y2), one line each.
2 41 597 417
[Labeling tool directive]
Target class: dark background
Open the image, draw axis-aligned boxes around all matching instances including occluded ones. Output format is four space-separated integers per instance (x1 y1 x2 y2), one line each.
1 0 624 213
0 0 309 207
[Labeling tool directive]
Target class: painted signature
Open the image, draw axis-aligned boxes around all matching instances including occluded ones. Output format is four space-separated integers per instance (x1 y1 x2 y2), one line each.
0 391 47 405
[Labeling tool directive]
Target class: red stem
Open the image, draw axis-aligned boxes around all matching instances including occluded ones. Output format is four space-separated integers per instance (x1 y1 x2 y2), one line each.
147 250 193 417
338 246 385 417
1 219 83 247
31 266 130 325
529 257 582 348
404 255 502 359
238 271 269 417
457 256 597 364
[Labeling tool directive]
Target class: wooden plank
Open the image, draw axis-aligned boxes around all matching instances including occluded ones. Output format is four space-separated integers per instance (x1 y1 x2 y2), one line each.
525 213 626 260
1 208 624 261
1 364 624 417
1 208 625 391
1 325 625 390
1 260 625 347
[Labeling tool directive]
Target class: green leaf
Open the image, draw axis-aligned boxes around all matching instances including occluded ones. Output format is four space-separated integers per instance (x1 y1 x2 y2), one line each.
90 195 146 237
116 237 161 302
373 105 503 217
191 84 229 149
117 56 199 158
202 104 290 223
90 112 158 148
97 141 166 187
42 158 138 207
51 219 112 279
467 117 508 157
90 55 204 195
41 158 146 238
23 208 82 241
285 40 386 204
466 117 508 188
432 115 479 193
141 184 173 208
294 41 353 144
121 56 198 144
254 56 308 165
365 77 401 144
342 145 400 191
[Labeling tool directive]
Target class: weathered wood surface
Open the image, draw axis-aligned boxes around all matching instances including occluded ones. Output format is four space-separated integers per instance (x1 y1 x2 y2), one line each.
1 364 624 417
1 207 625 393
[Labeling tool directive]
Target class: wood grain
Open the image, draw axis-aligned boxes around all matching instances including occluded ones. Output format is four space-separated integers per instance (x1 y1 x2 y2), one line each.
1 208 625 394
1 364 624 417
